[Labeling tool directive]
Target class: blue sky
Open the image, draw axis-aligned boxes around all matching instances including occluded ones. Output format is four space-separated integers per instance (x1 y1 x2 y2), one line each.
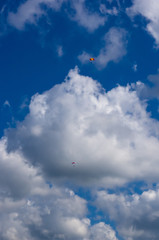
1 0 159 239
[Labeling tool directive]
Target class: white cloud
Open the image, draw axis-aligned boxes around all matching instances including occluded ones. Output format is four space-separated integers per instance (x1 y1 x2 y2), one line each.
7 0 65 30
107 0 113 3
20 97 30 110
89 222 118 240
0 118 119 239
57 45 63 57
69 0 106 32
0 138 46 199
0 167 118 240
127 0 159 47
96 27 127 69
2 67 159 239
0 138 91 239
78 27 127 69
7 0 106 32
78 51 91 64
95 188 159 239
99 4 118 16
5 67 159 189
0 4 7 15
132 63 138 72
132 70 159 99
3 100 11 107
0 185 90 239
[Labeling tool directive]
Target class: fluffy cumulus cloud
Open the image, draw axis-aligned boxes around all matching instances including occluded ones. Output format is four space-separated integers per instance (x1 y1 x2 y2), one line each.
95 188 159 240
127 0 159 47
0 184 91 239
0 67 130 240
2 67 159 239
78 27 127 69
5 67 159 189
89 222 118 240
0 138 118 239
0 137 46 199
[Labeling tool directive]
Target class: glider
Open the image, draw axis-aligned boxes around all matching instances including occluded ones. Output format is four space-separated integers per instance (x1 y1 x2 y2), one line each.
90 58 95 62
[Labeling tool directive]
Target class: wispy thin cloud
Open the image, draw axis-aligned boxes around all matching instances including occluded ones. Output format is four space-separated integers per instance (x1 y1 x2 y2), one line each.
133 69 159 99
132 63 138 72
57 45 63 57
78 27 127 69
69 0 106 32
127 0 159 47
3 100 10 107
7 0 66 30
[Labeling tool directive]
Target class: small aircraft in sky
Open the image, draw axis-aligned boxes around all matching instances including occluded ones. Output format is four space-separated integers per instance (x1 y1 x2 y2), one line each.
89 58 95 62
